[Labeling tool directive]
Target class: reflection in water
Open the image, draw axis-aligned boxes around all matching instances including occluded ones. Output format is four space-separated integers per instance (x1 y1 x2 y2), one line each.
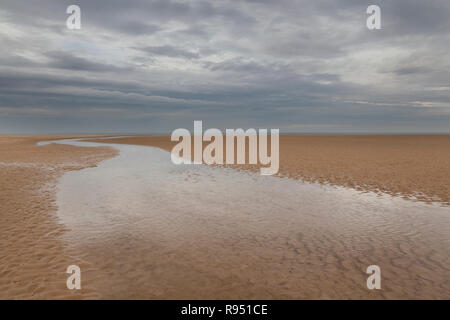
42 139 450 299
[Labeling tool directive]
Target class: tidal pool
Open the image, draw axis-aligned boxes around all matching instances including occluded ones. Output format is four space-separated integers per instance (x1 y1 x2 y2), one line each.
39 139 450 299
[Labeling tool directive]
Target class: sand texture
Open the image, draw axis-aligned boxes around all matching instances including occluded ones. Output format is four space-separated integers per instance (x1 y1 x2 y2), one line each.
0 135 117 299
87 135 450 205
1 134 449 300
54 137 450 299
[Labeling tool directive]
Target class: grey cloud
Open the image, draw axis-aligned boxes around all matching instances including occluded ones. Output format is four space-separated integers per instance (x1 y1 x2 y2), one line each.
0 55 41 68
112 21 161 35
178 25 211 39
135 46 200 59
0 0 449 133
391 66 432 76
204 58 287 73
45 51 132 72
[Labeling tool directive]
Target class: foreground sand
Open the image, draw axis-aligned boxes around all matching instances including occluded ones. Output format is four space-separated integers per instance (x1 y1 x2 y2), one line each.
0 135 117 299
88 135 450 205
1 134 449 299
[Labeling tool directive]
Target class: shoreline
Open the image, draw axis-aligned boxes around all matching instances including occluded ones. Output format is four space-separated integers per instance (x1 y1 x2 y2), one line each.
86 134 450 206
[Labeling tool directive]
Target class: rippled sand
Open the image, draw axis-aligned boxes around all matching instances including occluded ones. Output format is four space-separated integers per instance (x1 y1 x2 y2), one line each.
1 136 449 299
0 135 117 299
52 139 450 299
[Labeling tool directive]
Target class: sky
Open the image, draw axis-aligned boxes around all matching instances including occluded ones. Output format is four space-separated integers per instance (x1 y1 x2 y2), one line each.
0 0 449 133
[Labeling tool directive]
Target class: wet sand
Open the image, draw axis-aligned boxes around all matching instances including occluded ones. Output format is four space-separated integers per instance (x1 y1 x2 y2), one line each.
51 139 450 300
1 135 449 300
0 135 117 299
87 135 450 205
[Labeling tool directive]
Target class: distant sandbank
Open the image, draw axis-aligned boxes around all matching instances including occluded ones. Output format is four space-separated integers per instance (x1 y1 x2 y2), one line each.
87 135 450 205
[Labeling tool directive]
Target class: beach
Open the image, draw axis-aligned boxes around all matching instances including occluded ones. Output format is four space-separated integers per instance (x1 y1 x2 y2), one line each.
88 135 450 205
0 135 449 299
0 135 117 299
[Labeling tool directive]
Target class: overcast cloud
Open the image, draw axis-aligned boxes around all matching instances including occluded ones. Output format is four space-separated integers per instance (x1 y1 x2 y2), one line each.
0 0 449 133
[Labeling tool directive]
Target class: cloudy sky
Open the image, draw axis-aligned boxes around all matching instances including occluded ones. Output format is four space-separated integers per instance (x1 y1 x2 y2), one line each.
1 0 449 133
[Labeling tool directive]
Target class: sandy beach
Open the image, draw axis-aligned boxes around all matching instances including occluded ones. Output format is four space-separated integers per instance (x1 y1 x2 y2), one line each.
0 135 117 299
88 135 450 205
2 0 450 308
1 135 449 299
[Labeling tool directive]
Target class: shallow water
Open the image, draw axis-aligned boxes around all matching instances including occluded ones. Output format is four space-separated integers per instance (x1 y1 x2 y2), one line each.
41 139 450 299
